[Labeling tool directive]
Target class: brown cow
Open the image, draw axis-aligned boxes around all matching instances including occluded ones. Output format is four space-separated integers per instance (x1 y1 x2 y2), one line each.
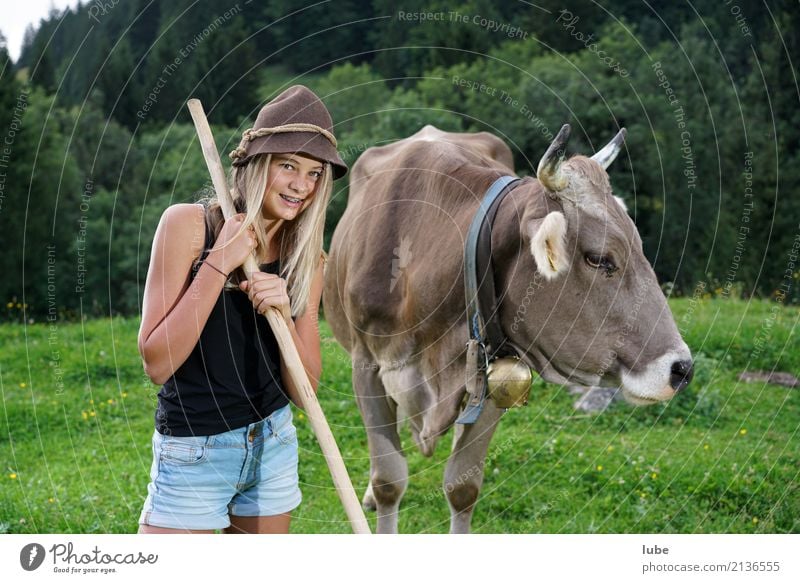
323 124 693 533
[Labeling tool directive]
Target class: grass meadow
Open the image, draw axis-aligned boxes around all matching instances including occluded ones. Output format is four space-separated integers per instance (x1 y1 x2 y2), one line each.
1 298 797 534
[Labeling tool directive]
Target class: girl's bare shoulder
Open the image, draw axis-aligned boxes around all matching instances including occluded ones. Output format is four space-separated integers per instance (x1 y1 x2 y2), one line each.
156 203 207 260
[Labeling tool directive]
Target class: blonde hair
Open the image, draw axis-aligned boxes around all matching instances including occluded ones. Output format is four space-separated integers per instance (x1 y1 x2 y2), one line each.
201 153 332 317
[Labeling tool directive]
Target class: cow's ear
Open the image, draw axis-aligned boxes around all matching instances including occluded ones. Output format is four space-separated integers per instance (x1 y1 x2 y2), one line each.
526 211 569 280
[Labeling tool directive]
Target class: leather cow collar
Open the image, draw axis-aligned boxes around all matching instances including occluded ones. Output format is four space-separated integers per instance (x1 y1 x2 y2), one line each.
457 175 522 424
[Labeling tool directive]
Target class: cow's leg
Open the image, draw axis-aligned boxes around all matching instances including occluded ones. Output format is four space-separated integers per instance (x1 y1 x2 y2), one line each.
361 480 376 511
443 400 503 534
352 355 407 534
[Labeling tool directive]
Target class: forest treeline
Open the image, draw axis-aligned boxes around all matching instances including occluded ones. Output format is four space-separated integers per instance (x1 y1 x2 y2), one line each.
1 0 798 318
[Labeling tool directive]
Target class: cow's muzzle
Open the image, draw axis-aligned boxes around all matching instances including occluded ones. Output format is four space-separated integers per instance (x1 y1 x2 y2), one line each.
669 359 694 392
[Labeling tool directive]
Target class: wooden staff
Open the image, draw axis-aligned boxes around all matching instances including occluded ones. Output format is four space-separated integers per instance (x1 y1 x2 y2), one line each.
187 98 370 534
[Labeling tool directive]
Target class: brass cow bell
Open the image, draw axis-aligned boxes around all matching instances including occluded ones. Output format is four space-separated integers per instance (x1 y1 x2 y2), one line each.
486 357 532 408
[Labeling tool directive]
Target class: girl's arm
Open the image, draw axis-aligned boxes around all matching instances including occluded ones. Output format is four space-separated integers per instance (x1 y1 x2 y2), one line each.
138 204 255 385
280 261 324 407
241 261 324 408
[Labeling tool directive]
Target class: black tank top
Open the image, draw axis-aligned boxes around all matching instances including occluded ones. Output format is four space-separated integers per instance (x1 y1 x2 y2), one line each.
155 220 289 436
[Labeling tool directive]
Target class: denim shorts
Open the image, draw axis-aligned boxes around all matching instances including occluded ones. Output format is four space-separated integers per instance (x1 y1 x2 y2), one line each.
139 405 301 530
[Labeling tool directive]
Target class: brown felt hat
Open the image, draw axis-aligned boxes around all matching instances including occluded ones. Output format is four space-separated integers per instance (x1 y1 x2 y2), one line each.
229 85 347 179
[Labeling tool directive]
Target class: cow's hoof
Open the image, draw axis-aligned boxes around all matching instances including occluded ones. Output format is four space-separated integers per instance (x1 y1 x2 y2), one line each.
362 483 377 512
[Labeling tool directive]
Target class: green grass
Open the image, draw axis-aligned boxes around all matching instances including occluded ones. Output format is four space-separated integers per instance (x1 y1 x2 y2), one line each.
1 299 797 533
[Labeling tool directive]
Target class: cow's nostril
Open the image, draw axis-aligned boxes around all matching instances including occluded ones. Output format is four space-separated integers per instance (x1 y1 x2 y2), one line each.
670 359 694 392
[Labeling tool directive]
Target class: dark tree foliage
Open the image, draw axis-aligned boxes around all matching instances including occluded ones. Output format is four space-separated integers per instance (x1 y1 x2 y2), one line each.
3 0 798 317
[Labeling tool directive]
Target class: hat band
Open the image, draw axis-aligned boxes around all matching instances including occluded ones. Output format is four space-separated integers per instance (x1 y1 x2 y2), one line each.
228 123 338 161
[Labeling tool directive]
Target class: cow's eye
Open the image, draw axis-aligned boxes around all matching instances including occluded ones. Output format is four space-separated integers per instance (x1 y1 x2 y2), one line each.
585 253 618 277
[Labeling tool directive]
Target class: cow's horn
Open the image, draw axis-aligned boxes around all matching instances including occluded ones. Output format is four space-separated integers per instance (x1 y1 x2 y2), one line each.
536 124 571 192
591 127 627 170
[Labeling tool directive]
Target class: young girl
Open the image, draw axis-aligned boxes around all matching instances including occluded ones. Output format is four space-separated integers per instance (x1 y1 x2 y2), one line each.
137 86 347 534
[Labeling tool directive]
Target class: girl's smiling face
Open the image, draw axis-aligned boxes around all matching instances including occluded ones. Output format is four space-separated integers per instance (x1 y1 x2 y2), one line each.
261 153 324 221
